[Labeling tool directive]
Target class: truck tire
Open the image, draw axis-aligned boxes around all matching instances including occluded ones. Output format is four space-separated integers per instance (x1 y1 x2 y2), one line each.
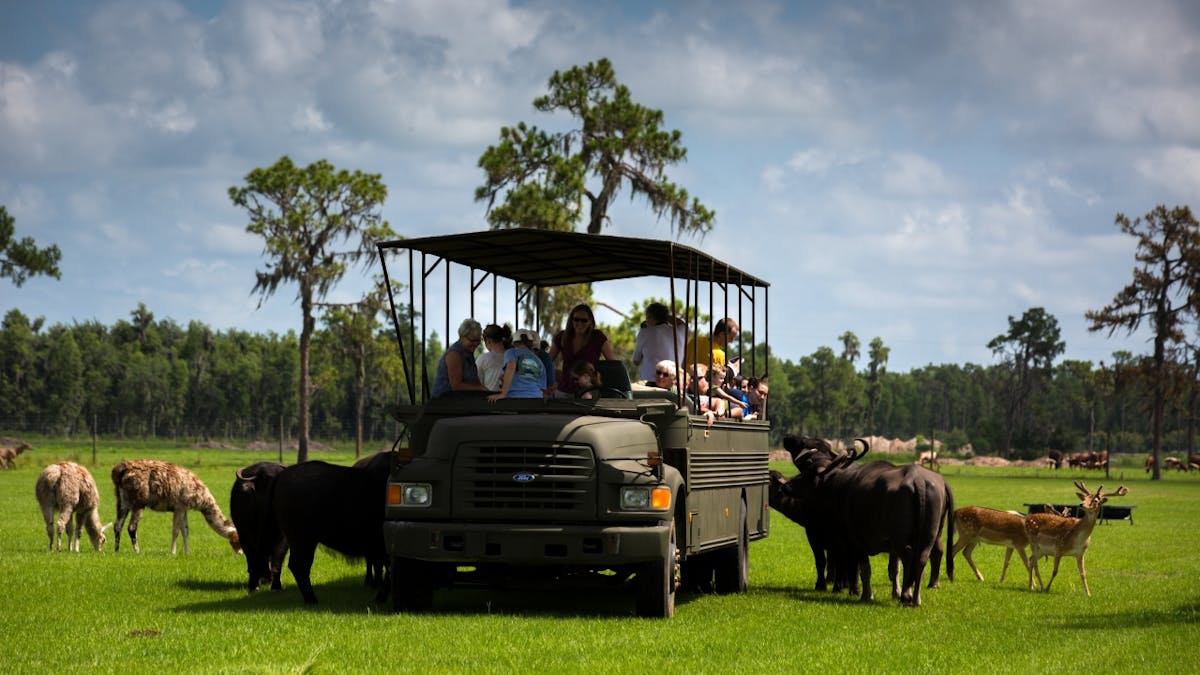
714 499 749 594
391 556 434 612
635 518 677 618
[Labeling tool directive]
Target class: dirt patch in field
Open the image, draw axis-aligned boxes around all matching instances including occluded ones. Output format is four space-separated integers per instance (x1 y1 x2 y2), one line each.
191 441 241 450
245 440 336 452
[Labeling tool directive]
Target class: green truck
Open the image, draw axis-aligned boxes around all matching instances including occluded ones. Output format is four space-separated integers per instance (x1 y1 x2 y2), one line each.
376 229 771 617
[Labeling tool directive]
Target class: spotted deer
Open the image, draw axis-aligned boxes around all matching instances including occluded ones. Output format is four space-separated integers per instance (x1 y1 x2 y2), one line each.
951 506 1031 584
1023 481 1128 596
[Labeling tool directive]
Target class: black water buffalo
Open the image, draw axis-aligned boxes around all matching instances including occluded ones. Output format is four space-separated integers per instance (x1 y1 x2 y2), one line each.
230 461 288 593
779 435 954 606
269 450 394 605
353 452 390 588
768 437 862 594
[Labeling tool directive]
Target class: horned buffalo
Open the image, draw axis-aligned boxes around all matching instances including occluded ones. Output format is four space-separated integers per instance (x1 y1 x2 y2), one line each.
230 461 288 593
268 451 394 605
781 435 954 607
768 437 862 594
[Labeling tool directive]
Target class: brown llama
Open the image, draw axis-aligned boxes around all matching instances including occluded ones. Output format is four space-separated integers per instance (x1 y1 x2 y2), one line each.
1 441 32 469
111 459 241 554
35 461 112 552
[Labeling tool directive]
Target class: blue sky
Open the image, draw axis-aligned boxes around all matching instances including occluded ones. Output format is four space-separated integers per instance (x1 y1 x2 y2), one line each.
2 0 1197 372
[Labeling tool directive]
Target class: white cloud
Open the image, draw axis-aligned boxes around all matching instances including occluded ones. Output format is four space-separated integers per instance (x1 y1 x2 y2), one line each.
201 223 262 256
882 153 954 197
291 103 331 133
1134 146 1200 199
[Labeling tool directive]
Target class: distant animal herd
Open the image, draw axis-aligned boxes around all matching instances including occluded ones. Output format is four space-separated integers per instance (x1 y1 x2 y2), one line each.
11 433 1152 608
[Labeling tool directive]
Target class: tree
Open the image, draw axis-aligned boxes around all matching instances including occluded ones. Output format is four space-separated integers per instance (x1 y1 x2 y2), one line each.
43 328 84 434
230 156 395 463
476 58 714 335
0 309 42 427
839 330 860 363
865 337 890 433
0 206 61 287
987 307 1065 457
322 280 392 458
1086 205 1200 480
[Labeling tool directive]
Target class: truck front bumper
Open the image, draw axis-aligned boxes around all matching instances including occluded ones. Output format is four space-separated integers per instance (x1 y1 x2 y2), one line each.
383 520 670 565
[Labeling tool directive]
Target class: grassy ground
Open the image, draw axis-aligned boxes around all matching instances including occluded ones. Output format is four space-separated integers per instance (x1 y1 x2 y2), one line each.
2 439 1197 673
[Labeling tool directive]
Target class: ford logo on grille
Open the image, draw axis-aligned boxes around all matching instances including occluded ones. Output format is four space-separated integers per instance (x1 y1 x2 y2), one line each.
512 471 537 482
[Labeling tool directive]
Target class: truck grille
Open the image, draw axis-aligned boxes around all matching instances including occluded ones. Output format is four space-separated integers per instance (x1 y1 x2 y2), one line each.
688 451 769 488
455 444 595 517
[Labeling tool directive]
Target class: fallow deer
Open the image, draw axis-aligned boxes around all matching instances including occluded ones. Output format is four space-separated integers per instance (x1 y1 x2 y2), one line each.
951 506 1030 584
1023 481 1128 596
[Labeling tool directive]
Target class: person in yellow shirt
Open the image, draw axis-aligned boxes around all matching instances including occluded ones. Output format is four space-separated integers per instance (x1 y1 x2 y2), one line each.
683 317 739 372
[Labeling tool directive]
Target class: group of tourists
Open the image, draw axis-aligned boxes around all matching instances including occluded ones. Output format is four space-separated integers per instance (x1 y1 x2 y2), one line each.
428 301 767 420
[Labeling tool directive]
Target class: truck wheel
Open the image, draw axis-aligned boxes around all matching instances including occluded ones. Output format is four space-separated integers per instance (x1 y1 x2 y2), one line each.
391 557 434 613
635 518 677 618
714 499 749 594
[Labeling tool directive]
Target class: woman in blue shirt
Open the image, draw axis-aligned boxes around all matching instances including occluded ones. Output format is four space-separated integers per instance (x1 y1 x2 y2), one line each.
488 328 548 401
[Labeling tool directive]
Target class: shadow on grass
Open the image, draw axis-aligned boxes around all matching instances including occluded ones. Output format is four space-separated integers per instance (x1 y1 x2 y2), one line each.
1054 599 1200 628
753 582 902 606
170 573 701 619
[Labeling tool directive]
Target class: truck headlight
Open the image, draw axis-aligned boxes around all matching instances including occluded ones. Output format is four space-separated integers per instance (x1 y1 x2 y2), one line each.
388 482 432 507
620 485 671 511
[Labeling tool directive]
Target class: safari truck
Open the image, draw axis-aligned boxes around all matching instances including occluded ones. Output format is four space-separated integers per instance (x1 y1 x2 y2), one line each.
375 228 771 617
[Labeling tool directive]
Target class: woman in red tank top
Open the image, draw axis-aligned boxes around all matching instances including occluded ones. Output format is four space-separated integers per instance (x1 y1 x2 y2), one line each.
549 303 616 394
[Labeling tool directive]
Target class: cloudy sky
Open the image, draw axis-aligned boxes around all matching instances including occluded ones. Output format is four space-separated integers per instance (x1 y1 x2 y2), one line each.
3 0 1197 372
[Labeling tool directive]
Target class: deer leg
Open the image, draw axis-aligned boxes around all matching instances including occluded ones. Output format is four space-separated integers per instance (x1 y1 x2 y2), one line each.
1044 555 1063 592
1077 554 1090 597
1028 552 1044 590
1010 546 1031 584
998 547 1014 583
962 543 985 581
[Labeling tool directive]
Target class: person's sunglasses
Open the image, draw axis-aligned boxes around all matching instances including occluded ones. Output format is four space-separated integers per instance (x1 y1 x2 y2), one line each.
655 370 671 377
572 317 589 323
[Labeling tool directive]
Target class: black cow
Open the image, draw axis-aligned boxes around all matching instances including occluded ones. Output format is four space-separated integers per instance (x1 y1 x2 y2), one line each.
353 452 391 589
230 461 288 593
269 450 394 605
780 435 954 607
768 437 862 594
1047 449 1063 469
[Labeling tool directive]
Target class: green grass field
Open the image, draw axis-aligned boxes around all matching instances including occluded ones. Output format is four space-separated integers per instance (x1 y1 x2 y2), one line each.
2 439 1198 673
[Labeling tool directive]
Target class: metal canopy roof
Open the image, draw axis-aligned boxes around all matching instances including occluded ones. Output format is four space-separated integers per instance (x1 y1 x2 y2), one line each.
377 229 768 288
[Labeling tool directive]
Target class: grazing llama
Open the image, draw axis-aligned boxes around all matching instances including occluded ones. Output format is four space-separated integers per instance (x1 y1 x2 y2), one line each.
35 461 112 551
1 441 33 469
111 459 241 554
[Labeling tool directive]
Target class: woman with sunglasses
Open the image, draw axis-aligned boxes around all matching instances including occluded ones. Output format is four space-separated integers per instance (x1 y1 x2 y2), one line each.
548 303 616 396
642 359 679 394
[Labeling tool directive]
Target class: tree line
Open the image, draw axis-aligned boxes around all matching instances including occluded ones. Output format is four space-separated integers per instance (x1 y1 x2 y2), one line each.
0 303 424 454
2 298 1196 461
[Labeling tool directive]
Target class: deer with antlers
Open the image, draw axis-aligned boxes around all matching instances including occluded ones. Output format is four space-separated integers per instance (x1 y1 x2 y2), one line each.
1023 481 1128 596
